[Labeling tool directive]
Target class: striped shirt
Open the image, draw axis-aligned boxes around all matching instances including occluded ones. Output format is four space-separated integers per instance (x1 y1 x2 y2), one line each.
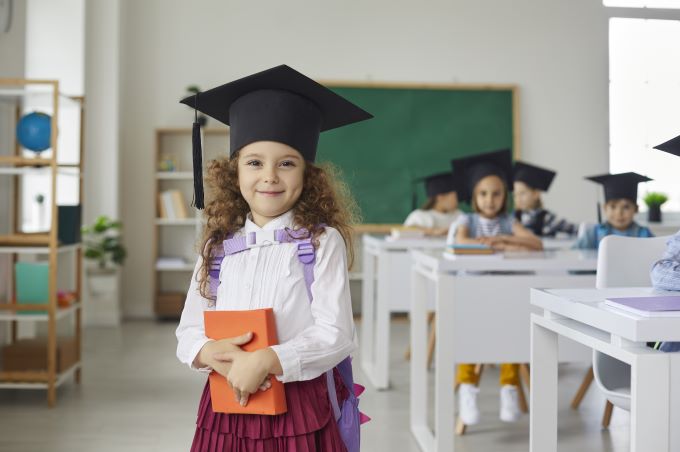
650 230 680 352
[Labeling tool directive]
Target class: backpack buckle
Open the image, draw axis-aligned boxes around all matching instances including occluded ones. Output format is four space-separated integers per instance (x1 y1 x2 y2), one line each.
246 230 279 248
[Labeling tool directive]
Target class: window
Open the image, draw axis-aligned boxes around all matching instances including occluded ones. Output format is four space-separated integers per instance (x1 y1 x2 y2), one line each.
608 17 680 210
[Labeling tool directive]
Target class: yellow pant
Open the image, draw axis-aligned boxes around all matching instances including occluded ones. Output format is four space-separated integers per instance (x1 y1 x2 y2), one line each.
456 363 519 386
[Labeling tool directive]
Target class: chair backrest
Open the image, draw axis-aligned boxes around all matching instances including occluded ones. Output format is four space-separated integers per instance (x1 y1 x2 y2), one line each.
595 235 670 289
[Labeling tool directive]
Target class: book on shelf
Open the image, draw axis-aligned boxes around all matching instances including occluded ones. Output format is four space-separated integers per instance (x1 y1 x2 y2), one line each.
158 190 189 219
604 295 680 317
204 308 287 415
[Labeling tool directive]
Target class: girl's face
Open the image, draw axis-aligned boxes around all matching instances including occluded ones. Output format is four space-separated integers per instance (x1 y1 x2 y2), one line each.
513 181 541 211
604 198 638 231
238 141 305 227
435 191 459 212
473 175 506 219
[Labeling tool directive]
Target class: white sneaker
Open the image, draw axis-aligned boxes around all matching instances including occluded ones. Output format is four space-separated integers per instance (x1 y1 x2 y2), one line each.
499 385 522 423
458 383 480 425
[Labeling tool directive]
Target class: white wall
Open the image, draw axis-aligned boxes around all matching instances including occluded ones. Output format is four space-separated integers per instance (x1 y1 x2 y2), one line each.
82 0 122 325
118 0 610 318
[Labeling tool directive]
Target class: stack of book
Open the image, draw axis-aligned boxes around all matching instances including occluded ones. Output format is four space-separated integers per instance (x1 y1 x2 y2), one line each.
389 227 425 240
158 190 188 219
604 295 680 317
443 244 500 260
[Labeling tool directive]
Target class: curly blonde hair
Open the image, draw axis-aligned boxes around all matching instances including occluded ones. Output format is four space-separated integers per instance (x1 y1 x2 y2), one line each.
196 151 360 299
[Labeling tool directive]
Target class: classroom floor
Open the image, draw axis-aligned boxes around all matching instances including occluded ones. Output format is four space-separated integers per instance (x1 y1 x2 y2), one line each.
0 318 630 452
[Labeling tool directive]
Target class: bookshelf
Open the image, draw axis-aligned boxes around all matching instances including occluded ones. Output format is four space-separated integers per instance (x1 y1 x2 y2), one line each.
153 127 227 317
0 79 84 406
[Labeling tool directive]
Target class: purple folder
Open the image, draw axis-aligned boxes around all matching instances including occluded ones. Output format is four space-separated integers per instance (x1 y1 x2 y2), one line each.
605 296 680 317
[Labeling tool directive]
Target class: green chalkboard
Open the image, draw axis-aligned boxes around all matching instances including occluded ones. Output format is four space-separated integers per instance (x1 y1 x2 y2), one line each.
317 84 517 224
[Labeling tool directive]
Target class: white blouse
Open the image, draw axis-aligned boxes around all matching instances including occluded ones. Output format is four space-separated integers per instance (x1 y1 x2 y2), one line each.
175 210 357 383
403 208 462 229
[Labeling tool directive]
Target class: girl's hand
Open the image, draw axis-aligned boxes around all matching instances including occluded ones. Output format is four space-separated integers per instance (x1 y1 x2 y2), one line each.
214 349 275 406
194 332 254 373
424 227 448 237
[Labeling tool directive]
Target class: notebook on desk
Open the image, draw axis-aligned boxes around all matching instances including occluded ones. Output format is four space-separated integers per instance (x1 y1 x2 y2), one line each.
204 308 287 415
604 296 680 317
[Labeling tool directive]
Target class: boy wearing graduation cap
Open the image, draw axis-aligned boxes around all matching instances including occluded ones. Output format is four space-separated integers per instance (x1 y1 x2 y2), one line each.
574 172 654 250
513 161 577 237
175 65 372 451
403 171 462 236
649 135 680 352
448 149 541 426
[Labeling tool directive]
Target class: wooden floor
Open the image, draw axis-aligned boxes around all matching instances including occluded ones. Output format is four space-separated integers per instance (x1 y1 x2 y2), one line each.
0 319 631 452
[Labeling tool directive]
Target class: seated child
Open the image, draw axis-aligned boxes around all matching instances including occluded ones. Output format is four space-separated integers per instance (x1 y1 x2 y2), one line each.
574 172 654 250
513 161 577 237
404 171 462 236
650 134 680 352
448 149 542 425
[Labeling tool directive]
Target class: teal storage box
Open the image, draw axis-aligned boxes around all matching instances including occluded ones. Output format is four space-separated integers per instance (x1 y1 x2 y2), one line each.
15 262 49 314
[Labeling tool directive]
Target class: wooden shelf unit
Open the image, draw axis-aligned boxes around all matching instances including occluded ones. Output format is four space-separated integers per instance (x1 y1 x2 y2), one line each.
153 127 228 318
0 79 84 406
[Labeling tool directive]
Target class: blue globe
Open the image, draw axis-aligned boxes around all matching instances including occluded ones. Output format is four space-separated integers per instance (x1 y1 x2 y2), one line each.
16 112 51 153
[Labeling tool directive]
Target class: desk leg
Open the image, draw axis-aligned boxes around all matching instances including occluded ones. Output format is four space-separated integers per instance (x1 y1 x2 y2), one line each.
373 251 391 389
410 266 432 451
669 353 680 451
530 315 558 452
360 247 377 385
434 275 456 452
631 354 669 452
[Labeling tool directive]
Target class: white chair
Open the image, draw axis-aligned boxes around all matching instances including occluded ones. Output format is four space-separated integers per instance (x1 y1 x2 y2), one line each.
592 234 670 427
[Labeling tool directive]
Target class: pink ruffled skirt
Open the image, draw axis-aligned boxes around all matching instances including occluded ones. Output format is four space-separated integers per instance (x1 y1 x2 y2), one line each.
190 371 348 452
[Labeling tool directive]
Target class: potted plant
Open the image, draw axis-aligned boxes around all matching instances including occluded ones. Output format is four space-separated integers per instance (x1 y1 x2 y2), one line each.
81 216 126 326
81 215 127 270
643 192 668 223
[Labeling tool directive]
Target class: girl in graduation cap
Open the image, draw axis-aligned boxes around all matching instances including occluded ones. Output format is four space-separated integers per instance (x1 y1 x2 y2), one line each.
175 65 372 452
574 172 654 250
447 149 542 426
512 161 577 237
403 172 463 236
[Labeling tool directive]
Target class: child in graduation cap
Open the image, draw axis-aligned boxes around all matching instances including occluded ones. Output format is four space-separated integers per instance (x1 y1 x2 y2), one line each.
648 135 680 352
574 172 654 250
175 65 372 452
403 171 462 236
448 149 542 425
512 161 577 237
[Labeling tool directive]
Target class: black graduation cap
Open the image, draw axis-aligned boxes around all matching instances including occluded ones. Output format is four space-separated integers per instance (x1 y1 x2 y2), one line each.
654 134 680 157
513 161 556 191
411 172 459 210
450 149 513 202
179 65 373 209
585 172 652 202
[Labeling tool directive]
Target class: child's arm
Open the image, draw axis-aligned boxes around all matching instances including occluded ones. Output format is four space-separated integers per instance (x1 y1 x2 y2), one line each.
502 223 544 250
176 257 254 376
651 232 680 291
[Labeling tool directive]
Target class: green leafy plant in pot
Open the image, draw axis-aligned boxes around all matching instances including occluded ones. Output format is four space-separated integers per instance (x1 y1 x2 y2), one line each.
643 192 668 223
81 216 127 270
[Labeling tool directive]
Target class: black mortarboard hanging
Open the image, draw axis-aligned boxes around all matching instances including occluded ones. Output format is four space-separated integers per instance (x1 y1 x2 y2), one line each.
654 134 680 157
180 65 373 210
585 172 653 203
513 161 556 192
191 93 204 209
450 149 513 203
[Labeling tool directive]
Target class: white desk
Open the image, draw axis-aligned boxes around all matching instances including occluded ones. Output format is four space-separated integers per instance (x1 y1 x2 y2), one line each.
409 249 598 452
361 234 446 389
530 287 680 452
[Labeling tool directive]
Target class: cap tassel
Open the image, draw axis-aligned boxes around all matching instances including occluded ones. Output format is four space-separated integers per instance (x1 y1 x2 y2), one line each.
192 93 205 210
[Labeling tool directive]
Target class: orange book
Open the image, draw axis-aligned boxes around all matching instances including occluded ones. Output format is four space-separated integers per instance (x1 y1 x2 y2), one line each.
204 309 287 415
